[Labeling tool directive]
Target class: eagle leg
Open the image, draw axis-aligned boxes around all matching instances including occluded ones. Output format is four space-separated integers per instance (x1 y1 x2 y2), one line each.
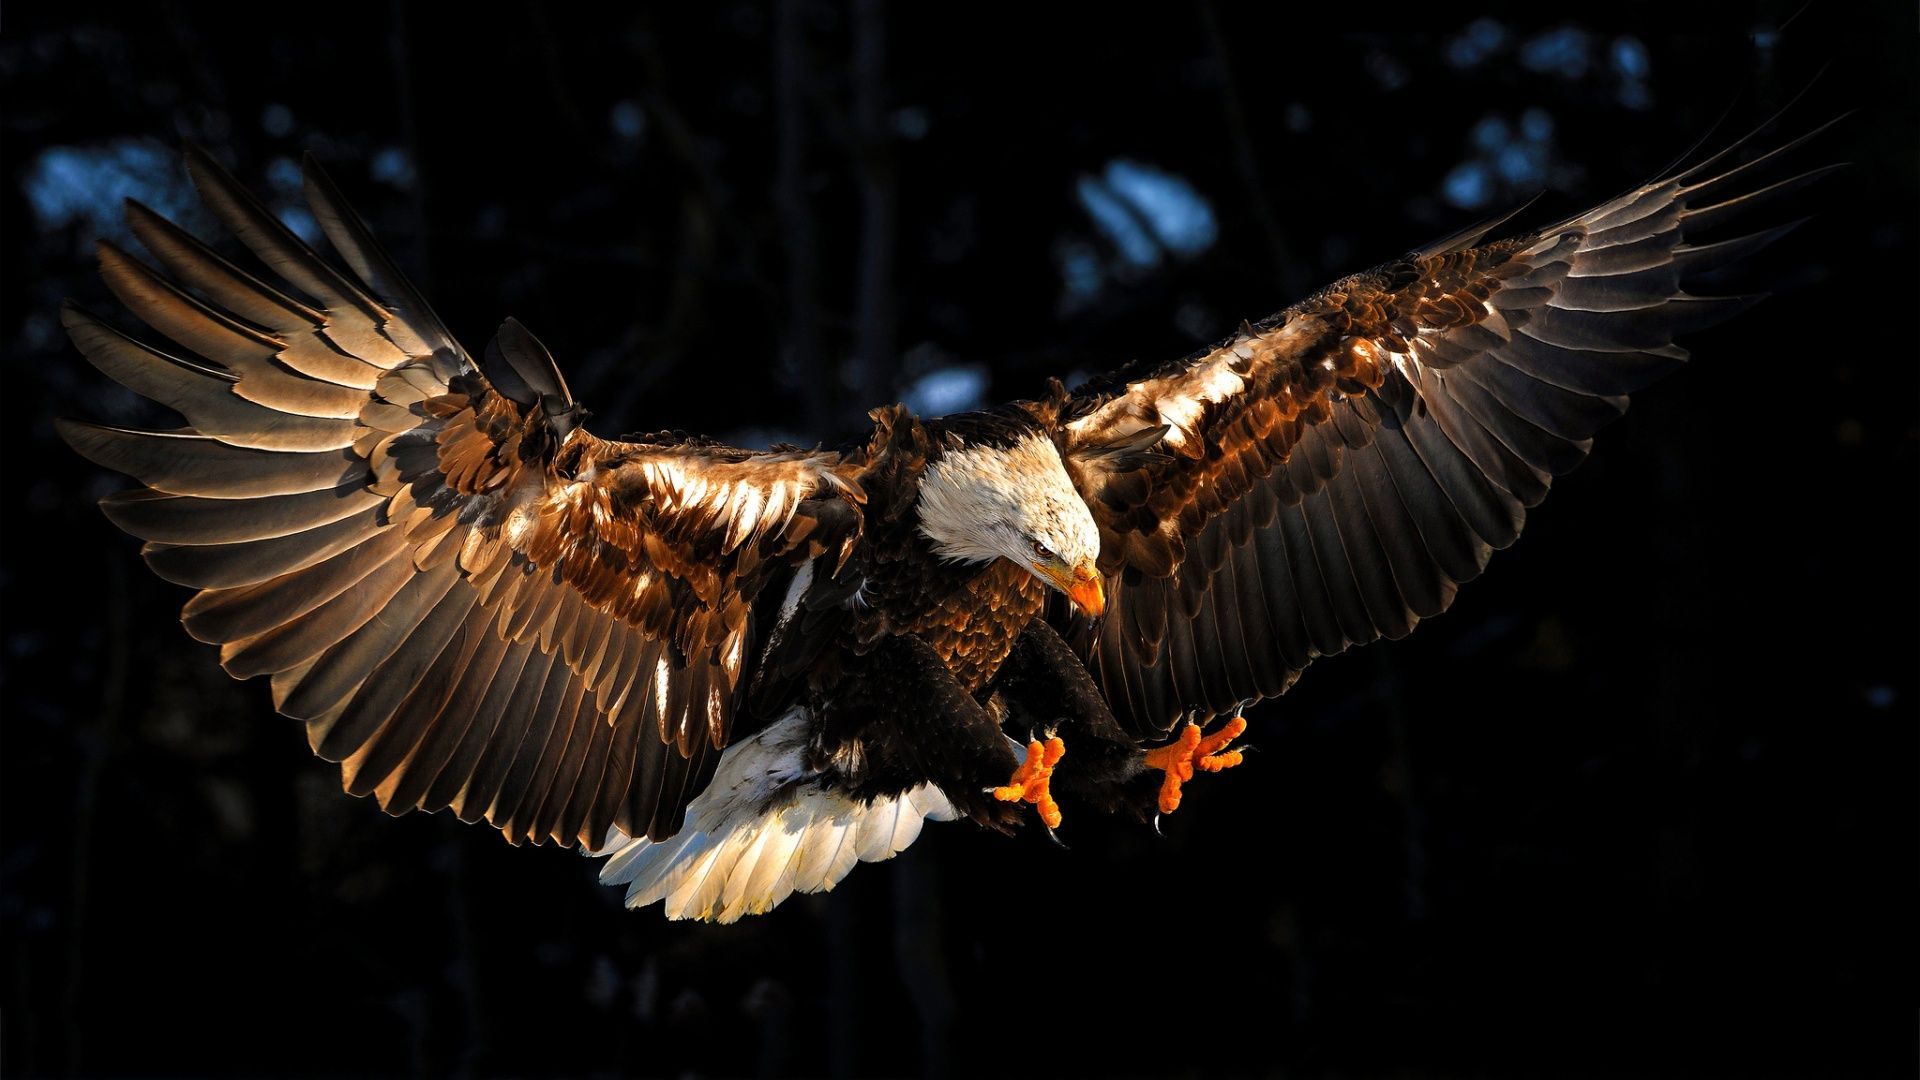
1141 715 1247 815
992 736 1065 829
989 619 1141 818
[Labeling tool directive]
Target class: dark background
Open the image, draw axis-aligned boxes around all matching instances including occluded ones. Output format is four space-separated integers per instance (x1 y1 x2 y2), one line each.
3 2 1914 1077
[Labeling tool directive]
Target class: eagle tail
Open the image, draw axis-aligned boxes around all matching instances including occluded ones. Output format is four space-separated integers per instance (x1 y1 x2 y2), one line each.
590 709 956 923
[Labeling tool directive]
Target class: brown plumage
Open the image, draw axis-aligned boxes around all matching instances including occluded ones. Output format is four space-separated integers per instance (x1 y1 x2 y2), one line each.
58 116 1830 921
1059 120 1837 737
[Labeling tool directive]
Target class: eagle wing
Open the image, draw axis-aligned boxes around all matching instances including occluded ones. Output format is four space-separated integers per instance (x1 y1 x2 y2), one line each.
1059 122 1835 737
60 147 866 845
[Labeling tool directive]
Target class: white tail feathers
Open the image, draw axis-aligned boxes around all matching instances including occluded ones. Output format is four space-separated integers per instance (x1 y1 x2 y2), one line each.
589 709 957 923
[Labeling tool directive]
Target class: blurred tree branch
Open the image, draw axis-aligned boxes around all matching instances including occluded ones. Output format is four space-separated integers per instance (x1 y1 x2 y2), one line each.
775 0 829 436
1197 0 1306 299
850 0 898 415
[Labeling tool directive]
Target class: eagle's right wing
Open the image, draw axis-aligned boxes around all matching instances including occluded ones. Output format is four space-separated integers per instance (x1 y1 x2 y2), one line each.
60 147 866 845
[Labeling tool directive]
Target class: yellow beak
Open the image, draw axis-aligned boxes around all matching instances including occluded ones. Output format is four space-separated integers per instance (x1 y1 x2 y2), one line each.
1064 565 1105 618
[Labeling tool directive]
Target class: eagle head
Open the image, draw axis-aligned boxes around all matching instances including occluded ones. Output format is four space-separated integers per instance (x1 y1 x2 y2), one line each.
915 433 1105 616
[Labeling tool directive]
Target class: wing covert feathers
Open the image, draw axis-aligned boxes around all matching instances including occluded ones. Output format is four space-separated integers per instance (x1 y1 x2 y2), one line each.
61 148 866 846
1060 121 1830 735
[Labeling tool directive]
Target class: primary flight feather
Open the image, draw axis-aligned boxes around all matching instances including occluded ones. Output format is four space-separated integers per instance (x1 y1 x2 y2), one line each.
60 122 1829 923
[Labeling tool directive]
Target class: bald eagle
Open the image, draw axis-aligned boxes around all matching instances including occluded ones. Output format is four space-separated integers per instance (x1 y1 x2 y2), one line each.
59 123 1828 923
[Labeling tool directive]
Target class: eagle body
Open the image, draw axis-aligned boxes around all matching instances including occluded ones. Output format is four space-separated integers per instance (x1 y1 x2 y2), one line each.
863 555 1047 693
58 121 1831 921
720 404 1133 832
850 410 1067 695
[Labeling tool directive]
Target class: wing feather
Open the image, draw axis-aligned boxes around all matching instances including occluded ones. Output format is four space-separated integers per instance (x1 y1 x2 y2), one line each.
59 421 368 498
490 654 580 839
377 620 515 814
424 636 537 816
101 484 381 545
455 645 559 824
351 600 493 802
214 541 417 673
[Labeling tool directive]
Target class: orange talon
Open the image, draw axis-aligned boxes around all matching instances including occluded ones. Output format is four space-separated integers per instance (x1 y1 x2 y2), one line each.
1141 716 1247 814
993 736 1065 829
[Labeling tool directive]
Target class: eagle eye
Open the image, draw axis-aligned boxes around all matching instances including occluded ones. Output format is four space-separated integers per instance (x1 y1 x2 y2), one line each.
1029 538 1055 562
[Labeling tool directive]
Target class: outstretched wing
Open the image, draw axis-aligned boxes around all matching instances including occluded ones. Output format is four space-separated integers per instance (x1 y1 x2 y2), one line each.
1058 121 1836 737
59 147 866 844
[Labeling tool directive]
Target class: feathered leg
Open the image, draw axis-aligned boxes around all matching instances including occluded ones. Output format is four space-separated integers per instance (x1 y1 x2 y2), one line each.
990 620 1165 821
811 634 1031 829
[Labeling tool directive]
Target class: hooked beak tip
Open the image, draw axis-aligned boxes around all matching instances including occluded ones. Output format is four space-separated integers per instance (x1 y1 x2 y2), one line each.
1066 568 1105 618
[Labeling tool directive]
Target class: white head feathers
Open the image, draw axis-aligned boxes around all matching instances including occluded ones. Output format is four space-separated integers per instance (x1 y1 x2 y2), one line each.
915 434 1101 573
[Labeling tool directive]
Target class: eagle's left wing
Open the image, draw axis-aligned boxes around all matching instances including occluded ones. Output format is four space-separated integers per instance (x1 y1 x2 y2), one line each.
1058 123 1833 737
